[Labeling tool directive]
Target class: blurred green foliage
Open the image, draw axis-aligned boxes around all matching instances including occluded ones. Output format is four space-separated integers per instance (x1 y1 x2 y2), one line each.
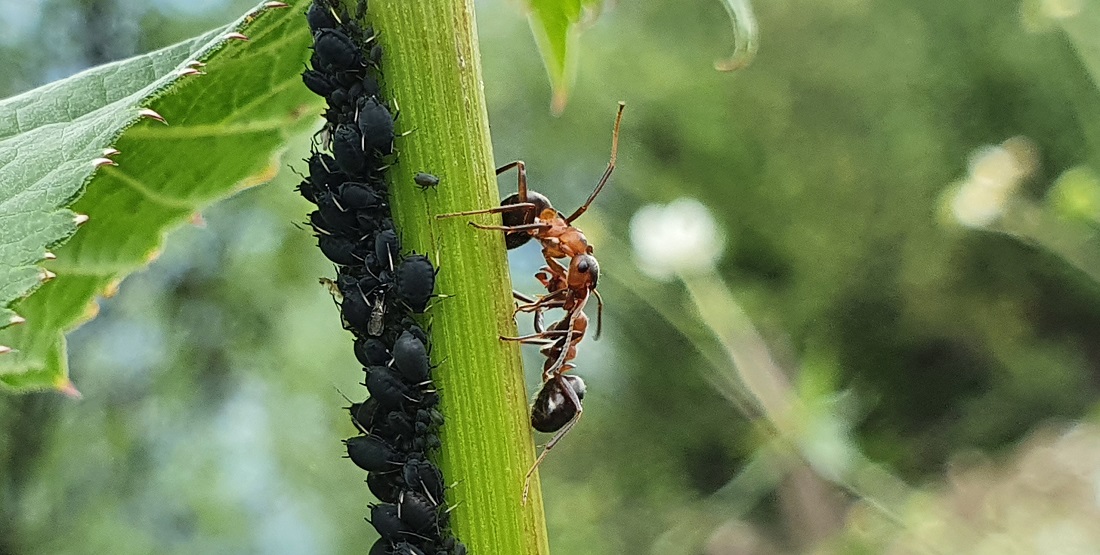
2 0 1100 553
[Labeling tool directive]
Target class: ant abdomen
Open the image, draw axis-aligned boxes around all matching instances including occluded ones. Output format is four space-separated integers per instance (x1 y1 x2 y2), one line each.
499 190 552 249
530 375 586 433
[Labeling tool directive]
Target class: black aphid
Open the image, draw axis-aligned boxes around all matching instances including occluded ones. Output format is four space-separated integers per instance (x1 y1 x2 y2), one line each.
341 285 372 333
318 234 360 266
368 503 408 543
374 229 401 269
413 172 440 190
306 1 337 32
395 255 435 313
332 123 366 174
346 434 402 472
314 28 362 72
355 337 391 367
366 366 416 409
358 96 395 155
393 331 431 382
302 69 336 97
367 471 403 504
402 457 445 502
338 182 384 211
398 491 441 532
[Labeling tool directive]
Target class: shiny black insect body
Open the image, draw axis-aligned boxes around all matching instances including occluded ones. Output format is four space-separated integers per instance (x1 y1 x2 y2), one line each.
531 374 586 433
366 366 417 409
301 0 458 550
395 255 435 313
358 96 395 156
368 503 408 543
313 28 362 72
393 331 431 382
355 337 391 367
346 434 402 472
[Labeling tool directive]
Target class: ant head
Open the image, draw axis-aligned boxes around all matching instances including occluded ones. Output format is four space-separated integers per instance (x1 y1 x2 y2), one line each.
570 253 600 290
531 375 586 433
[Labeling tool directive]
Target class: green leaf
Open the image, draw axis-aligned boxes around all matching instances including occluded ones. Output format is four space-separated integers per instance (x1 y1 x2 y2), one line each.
0 0 322 393
526 0 602 114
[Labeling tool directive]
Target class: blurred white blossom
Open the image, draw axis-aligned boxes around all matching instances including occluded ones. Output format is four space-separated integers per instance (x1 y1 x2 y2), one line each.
949 136 1038 228
629 197 726 281
1040 0 1083 20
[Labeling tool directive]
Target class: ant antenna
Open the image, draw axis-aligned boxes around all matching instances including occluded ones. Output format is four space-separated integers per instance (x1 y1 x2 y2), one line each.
565 102 625 224
592 289 604 340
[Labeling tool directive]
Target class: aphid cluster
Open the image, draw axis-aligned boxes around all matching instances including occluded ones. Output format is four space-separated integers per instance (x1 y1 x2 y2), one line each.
439 103 625 502
300 2 463 553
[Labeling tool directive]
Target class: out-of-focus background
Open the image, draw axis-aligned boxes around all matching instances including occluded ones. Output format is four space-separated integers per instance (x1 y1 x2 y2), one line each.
3 0 1100 553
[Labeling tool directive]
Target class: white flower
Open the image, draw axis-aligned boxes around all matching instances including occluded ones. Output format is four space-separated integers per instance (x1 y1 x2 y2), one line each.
629 198 726 281
949 137 1038 228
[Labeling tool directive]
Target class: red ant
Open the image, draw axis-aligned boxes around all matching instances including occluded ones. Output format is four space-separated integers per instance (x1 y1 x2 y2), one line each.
435 102 625 268
436 102 625 503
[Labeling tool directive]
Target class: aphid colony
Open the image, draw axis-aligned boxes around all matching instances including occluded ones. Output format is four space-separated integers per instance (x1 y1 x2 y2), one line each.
300 2 463 553
440 102 626 502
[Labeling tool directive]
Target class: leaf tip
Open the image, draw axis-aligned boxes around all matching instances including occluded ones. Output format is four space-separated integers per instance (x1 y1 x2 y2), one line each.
103 147 121 157
92 157 118 168
73 213 90 226
82 301 101 321
0 346 11 355
55 378 82 399
138 108 168 124
550 89 568 116
224 32 250 42
102 279 122 299
9 314 26 326
263 1 290 8
42 251 57 260
177 67 205 77
186 60 206 69
40 269 57 282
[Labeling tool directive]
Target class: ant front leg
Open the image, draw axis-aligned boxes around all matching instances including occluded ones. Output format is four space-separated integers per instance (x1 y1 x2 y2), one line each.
500 330 571 344
435 202 539 219
468 221 550 233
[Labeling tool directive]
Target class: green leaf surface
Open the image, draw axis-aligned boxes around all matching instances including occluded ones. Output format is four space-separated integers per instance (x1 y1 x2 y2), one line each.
526 0 602 114
0 0 322 393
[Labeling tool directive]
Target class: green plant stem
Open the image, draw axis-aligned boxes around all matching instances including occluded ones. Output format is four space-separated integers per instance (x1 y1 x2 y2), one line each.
368 2 551 554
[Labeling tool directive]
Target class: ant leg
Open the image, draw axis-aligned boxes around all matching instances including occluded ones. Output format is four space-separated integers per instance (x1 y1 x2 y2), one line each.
543 324 577 378
495 160 529 203
468 221 550 233
565 102 626 224
500 330 570 342
514 290 566 314
499 335 557 346
436 202 538 219
522 377 584 505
